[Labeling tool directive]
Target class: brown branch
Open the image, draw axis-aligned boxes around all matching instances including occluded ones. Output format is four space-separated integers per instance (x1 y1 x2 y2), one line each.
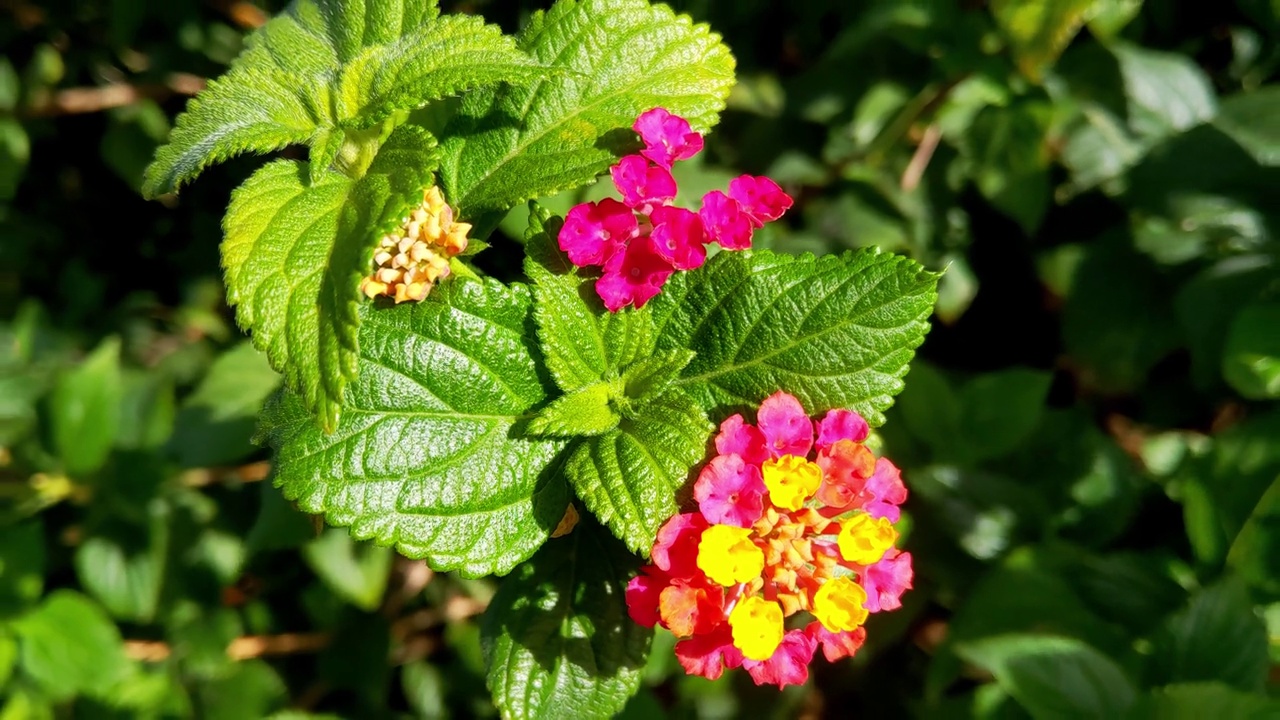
207 0 268 29
125 632 330 663
901 123 942 192
23 73 206 118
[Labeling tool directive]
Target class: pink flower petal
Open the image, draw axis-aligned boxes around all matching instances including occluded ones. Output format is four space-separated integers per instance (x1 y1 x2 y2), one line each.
728 175 793 227
674 625 743 681
595 235 675 311
651 513 708 582
650 205 708 271
611 155 677 210
558 198 637 267
814 440 875 510
804 621 867 663
861 457 908 522
714 415 768 466
625 567 668 627
757 391 814 459
699 190 754 250
815 409 870 449
634 108 704 169
694 454 767 527
861 550 913 613
742 629 816 687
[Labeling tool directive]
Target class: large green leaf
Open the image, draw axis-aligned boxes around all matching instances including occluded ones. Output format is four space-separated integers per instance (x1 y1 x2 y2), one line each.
1148 577 1270 692
651 248 938 425
12 591 129 701
1132 682 1280 719
1222 302 1280 399
258 279 568 576
49 337 123 476
483 520 651 720
223 125 438 430
440 0 735 224
143 0 541 195
956 634 1137 720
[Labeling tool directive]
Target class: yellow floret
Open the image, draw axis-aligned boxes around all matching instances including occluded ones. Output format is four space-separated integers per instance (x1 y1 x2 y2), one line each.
728 596 784 661
697 525 764 586
812 576 870 632
761 455 823 510
836 514 898 566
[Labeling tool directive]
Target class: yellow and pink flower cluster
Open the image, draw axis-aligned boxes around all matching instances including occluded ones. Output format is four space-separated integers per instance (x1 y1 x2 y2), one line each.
625 392 912 687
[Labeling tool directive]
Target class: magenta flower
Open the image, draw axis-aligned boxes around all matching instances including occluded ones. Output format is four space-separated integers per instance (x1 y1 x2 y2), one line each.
557 108 794 311
714 414 769 466
560 198 637 267
757 391 814 459
816 408 870 449
694 454 767 527
742 630 817 688
861 458 909 523
861 549 914 612
624 569 666 626
634 107 704 169
729 175 793 227
674 626 743 681
651 512 708 580
805 622 867 662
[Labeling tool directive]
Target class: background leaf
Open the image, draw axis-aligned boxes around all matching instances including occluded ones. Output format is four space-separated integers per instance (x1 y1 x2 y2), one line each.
483 520 651 720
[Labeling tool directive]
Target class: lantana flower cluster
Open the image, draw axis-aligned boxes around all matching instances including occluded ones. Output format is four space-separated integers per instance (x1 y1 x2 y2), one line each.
625 392 913 688
361 186 471 304
558 108 794 311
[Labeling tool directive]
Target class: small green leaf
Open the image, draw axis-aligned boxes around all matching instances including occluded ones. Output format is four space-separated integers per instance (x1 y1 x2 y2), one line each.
957 634 1137 720
651 248 938 425
1132 682 1280 719
74 526 166 623
523 203 657 394
12 590 128 701
564 389 711 553
990 0 1094 81
528 382 621 438
258 279 568 576
0 521 44 616
143 0 541 196
441 0 736 224
1148 577 1270 693
1222 302 1280 399
168 342 281 467
483 519 651 720
622 349 696 402
1215 87 1280 166
222 125 438 430
302 529 393 612
50 336 123 476
0 118 29 201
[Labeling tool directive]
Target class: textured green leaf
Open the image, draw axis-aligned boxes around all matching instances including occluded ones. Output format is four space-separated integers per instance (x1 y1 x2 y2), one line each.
651 248 938 425
143 0 540 196
222 124 438 430
528 382 621 438
483 520 651 720
258 279 569 576
523 203 657 394
50 336 123 476
564 389 711 554
441 0 736 222
956 634 1137 720
622 349 696 402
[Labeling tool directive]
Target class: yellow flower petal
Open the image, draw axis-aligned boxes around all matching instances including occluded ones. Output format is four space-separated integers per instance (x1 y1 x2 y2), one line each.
812 576 869 632
836 514 897 565
729 596 784 661
697 525 764 586
761 455 823 510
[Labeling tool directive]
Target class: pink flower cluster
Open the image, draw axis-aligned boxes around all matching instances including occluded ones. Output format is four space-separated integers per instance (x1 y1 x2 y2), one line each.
558 108 794 311
625 392 913 688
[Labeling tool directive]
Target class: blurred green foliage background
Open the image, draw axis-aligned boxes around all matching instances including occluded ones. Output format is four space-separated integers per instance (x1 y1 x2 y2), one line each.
1 0 1277 717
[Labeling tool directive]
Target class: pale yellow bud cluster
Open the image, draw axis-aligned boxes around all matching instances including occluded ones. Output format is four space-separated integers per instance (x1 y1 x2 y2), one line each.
360 186 471 303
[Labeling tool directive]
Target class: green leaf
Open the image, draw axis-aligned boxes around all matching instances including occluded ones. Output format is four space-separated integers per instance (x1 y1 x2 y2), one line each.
168 341 281 467
483 520 651 720
222 124 438 430
49 336 123 476
197 660 287 720
0 521 44 617
302 529 393 612
523 203 656 394
1222 302 1280 399
564 389 711 554
440 0 736 223
964 101 1052 234
74 522 167 623
528 382 621 438
990 0 1094 81
1132 682 1280 719
258 279 569 576
651 248 938 425
1112 43 1217 139
1173 255 1274 390
143 0 541 196
622 349 696 402
1148 577 1270 692
12 590 129 701
956 634 1137 720
1215 87 1280 166
0 118 29 201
